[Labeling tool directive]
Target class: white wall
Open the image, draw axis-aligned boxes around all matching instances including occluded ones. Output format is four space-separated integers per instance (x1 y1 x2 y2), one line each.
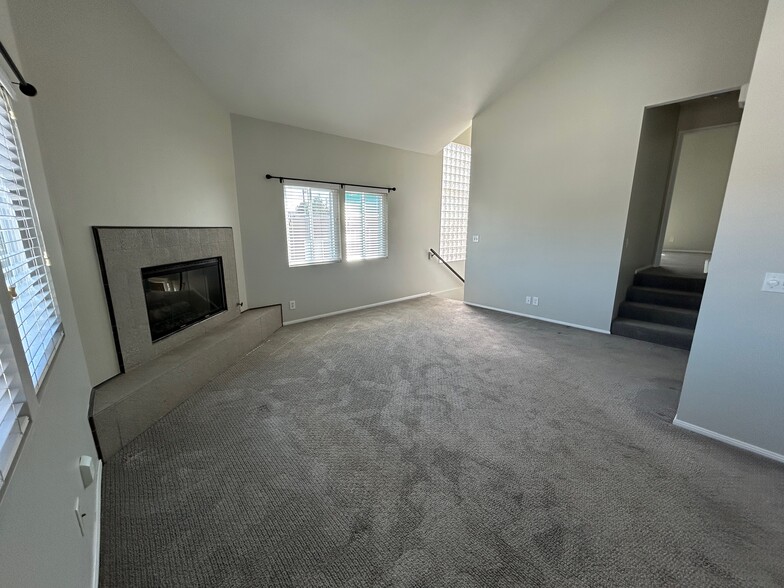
231 116 465 321
663 125 739 252
675 1 784 458
0 2 99 586
465 0 767 331
6 0 246 385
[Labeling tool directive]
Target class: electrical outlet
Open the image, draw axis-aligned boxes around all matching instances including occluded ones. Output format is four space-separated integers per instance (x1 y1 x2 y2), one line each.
525 296 531 305
472 235 480 243
532 297 539 306
289 300 296 310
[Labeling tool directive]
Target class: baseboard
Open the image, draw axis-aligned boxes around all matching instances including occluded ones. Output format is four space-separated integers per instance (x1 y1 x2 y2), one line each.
431 287 464 296
662 249 712 254
91 459 103 588
282 293 431 326
673 417 784 464
463 302 611 334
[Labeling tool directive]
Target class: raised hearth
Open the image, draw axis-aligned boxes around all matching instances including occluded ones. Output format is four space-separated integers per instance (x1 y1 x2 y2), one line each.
91 306 282 458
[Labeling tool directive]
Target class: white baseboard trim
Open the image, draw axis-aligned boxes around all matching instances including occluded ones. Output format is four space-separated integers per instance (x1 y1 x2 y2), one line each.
91 459 103 588
673 417 784 464
282 293 431 326
662 249 712 254
463 302 611 334
431 287 464 296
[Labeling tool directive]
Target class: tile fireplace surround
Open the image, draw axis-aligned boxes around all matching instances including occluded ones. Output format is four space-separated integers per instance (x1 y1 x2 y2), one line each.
90 227 282 458
93 226 242 372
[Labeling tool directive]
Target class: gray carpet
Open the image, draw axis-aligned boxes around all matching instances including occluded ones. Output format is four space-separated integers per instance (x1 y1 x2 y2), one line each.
101 296 784 587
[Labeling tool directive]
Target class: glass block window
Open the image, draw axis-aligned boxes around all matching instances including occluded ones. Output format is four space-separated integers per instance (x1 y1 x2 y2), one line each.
439 142 471 262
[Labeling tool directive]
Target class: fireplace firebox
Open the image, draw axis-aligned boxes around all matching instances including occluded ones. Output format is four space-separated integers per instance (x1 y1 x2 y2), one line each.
141 257 227 342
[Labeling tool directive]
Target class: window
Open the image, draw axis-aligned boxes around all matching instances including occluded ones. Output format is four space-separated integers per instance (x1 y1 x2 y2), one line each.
439 142 471 262
283 184 341 267
0 311 28 490
344 191 388 261
0 84 63 491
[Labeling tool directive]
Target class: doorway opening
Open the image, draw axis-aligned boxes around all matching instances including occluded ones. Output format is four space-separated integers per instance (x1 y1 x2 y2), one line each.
613 90 743 349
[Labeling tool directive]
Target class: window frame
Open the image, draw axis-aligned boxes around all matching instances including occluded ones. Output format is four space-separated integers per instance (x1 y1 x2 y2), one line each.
0 77 64 499
342 189 389 262
282 183 391 268
438 142 472 263
282 182 343 268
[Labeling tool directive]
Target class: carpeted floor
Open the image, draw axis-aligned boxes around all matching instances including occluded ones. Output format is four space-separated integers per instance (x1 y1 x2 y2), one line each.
101 296 784 587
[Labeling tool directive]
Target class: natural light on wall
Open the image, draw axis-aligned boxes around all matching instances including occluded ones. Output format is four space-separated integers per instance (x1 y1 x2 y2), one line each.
439 142 471 262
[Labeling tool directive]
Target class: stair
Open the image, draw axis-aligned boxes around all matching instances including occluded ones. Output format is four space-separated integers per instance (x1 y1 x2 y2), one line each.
612 269 706 350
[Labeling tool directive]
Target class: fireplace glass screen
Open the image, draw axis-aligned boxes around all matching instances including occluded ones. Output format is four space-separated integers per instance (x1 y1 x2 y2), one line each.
141 257 227 342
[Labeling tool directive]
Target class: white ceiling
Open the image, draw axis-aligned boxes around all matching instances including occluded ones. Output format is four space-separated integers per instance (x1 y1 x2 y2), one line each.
131 0 616 153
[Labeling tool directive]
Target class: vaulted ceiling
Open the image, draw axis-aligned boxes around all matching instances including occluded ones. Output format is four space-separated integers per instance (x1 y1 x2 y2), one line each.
131 0 616 153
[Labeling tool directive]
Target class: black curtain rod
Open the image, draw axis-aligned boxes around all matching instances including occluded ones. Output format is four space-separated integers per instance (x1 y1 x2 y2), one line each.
0 41 37 97
265 174 396 192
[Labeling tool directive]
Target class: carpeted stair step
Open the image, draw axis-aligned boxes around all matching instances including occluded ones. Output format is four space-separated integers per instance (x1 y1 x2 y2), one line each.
626 286 702 310
611 318 694 350
633 271 706 293
618 301 698 329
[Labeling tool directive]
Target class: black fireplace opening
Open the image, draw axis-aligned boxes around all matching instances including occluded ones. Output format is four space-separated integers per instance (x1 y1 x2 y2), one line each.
141 257 227 342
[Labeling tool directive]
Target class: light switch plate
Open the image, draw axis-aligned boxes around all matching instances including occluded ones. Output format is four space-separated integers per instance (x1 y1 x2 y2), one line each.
762 273 784 293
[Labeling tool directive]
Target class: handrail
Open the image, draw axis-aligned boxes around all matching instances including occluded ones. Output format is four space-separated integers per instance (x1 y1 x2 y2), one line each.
429 249 465 283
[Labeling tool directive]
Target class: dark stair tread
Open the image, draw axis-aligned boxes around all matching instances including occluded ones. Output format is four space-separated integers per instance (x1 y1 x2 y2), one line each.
634 270 706 293
627 286 703 310
611 318 694 350
618 301 699 329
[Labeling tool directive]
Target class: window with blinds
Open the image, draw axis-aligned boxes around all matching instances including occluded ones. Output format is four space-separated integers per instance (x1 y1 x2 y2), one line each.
0 313 28 489
439 142 472 262
0 87 62 389
344 191 388 261
0 84 63 493
283 184 341 267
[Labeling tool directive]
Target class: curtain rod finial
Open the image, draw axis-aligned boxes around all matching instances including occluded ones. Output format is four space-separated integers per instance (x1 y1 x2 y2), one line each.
18 83 37 97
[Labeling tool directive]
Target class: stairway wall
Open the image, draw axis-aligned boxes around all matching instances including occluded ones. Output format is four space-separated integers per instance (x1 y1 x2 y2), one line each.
675 2 784 460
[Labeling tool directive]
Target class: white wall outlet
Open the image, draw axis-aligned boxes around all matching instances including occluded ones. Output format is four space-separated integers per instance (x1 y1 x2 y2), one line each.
532 297 539 306
472 235 480 243
79 455 95 488
525 296 532 305
762 272 784 293
289 300 296 310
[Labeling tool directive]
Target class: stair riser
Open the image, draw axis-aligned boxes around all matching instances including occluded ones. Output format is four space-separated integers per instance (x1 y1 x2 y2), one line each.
634 273 706 293
618 303 698 329
627 288 702 310
611 322 693 350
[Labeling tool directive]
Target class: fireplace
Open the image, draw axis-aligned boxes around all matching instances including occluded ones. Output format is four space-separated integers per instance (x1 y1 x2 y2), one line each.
142 257 227 342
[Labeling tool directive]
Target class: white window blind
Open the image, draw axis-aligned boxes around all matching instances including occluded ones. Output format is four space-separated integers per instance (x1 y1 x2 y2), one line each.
283 184 341 267
344 191 388 261
0 312 28 488
439 142 471 262
0 87 62 389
